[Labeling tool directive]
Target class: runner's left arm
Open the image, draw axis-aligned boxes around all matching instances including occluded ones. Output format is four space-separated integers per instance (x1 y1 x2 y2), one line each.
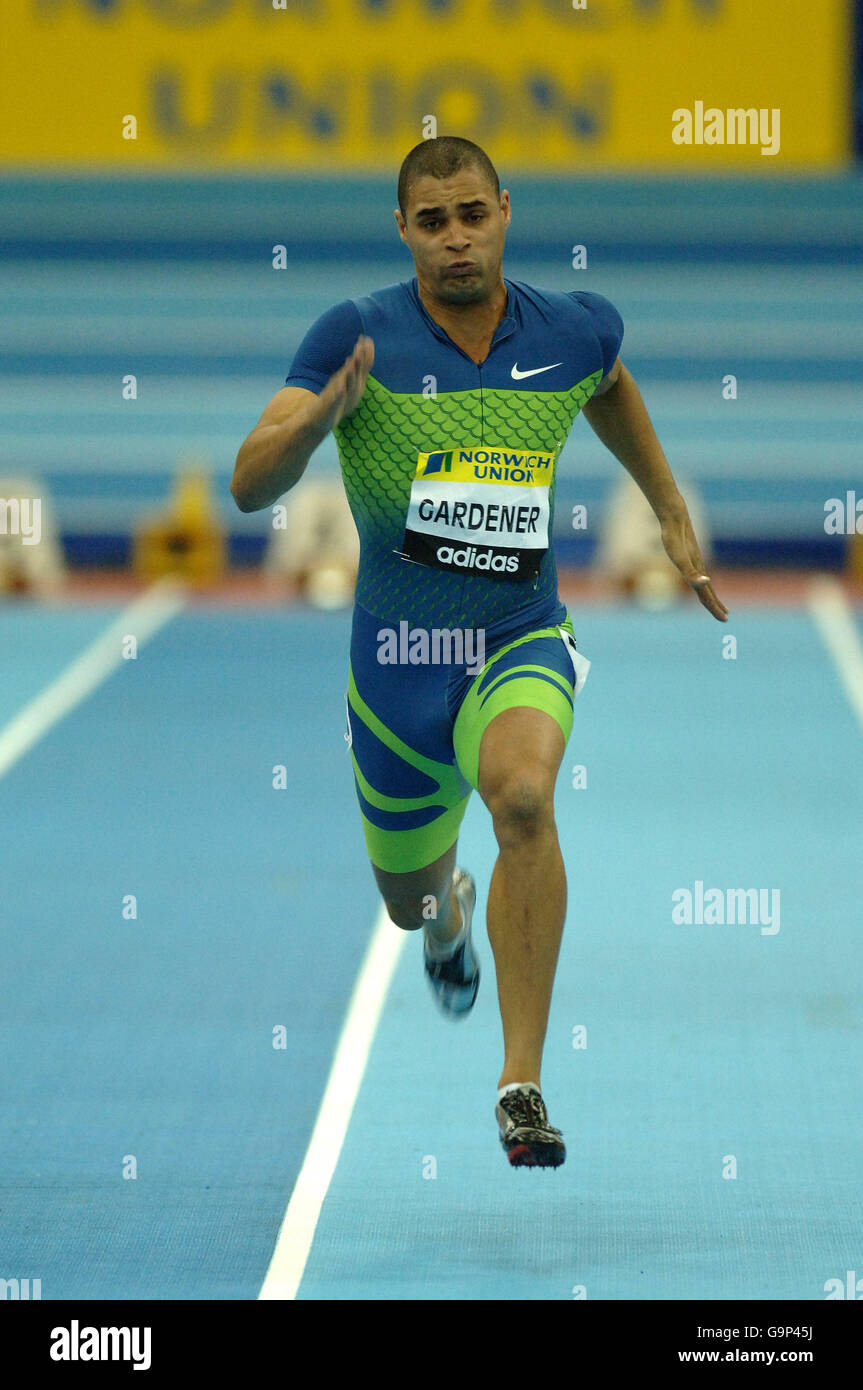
582 361 728 622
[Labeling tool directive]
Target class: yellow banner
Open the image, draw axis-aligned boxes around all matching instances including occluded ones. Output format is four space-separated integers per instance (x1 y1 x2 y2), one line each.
0 0 849 168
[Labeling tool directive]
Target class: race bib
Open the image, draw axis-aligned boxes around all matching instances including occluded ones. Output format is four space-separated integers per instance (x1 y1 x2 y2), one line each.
398 445 554 582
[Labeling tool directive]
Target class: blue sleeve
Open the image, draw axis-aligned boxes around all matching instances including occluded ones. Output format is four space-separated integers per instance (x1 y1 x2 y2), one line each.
569 290 624 378
284 299 364 393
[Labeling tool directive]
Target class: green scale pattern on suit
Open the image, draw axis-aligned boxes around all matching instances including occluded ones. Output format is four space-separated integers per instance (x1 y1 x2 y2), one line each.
334 370 601 628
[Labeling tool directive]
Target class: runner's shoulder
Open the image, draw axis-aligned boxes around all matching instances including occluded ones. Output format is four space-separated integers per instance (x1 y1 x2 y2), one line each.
510 277 621 332
284 282 412 391
306 281 410 335
566 289 624 377
509 280 624 379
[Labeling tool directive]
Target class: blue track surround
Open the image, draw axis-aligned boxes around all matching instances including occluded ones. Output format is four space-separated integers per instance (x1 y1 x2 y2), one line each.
1 600 860 1299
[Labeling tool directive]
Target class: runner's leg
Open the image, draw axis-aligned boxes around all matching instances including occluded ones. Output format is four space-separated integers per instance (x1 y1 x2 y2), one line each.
477 707 566 1089
451 618 585 1089
346 602 472 942
372 841 462 943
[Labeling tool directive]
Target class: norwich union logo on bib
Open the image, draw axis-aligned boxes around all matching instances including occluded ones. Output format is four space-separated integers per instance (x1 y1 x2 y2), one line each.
398 445 553 582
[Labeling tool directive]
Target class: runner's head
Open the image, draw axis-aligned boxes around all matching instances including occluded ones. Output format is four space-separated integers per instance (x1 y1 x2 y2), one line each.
394 137 511 305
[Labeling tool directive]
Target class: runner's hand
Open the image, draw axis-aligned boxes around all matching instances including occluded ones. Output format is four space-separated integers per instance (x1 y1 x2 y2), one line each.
659 508 729 621
315 336 375 432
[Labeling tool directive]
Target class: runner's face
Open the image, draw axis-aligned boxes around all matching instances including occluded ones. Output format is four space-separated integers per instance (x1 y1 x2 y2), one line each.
398 170 510 305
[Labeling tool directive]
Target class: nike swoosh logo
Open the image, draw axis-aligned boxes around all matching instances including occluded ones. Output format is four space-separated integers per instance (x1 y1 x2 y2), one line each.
511 362 563 379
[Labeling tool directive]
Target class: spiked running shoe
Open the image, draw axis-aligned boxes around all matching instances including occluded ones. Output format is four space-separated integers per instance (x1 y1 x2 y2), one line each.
423 868 479 1018
496 1084 566 1168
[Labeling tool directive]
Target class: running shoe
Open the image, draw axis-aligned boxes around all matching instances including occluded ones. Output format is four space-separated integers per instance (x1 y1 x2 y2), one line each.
423 868 479 1017
496 1084 566 1168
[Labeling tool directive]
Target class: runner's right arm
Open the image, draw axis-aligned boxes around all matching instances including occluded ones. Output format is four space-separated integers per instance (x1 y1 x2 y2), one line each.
230 335 373 512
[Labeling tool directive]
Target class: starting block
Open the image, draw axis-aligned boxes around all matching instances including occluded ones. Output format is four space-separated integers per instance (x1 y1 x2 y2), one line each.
133 465 226 586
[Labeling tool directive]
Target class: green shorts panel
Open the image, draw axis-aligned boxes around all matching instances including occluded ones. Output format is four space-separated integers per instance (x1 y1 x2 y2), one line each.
346 612 587 875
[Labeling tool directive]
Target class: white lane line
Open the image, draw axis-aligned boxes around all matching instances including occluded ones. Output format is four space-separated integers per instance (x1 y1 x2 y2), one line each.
807 575 863 732
259 903 405 1301
0 578 187 780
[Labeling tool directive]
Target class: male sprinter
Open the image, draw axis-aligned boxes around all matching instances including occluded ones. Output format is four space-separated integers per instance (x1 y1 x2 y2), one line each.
231 137 727 1169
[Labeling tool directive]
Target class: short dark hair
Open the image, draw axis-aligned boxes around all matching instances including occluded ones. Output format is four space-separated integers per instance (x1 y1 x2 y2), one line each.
397 137 500 218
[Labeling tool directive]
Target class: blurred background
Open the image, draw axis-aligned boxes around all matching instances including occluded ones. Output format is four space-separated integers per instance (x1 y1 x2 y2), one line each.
1 0 861 603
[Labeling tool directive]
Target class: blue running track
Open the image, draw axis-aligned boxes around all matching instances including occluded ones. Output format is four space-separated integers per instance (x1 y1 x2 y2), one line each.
1 596 861 1299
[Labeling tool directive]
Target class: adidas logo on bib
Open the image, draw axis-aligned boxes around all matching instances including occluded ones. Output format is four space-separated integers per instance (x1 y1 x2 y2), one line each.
435 544 520 574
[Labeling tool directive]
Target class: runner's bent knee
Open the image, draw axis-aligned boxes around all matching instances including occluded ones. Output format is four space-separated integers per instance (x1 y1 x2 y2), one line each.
485 775 556 844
